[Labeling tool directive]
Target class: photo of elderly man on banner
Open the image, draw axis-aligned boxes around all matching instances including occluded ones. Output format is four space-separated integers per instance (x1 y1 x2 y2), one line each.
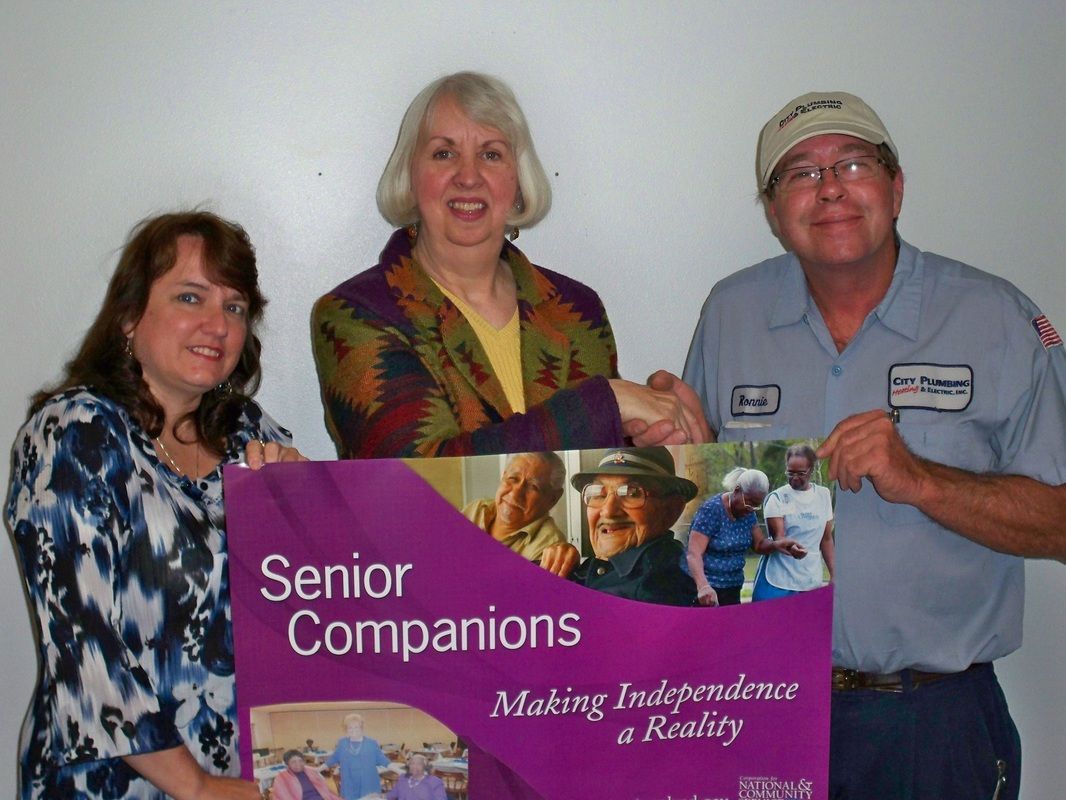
224 441 832 799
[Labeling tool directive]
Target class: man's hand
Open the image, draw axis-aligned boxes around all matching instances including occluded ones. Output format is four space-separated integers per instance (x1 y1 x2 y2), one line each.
620 370 713 446
816 409 929 503
539 542 580 578
819 410 1066 560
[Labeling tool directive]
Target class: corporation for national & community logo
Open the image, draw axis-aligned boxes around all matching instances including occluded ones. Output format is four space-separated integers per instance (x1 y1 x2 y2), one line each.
736 775 815 799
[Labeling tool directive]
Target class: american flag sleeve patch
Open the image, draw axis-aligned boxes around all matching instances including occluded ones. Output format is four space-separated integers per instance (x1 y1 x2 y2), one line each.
1032 314 1063 349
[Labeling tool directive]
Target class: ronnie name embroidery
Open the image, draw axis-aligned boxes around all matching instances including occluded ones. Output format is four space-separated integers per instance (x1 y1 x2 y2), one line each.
730 385 780 417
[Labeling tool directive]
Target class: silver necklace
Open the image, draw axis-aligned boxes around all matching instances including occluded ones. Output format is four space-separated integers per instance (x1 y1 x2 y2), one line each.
407 775 425 787
346 738 364 755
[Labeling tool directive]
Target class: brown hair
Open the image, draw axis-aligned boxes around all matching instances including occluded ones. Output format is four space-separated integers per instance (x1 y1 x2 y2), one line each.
31 211 267 454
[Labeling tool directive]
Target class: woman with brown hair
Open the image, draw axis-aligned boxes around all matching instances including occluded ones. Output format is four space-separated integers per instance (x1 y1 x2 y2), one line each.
7 211 304 799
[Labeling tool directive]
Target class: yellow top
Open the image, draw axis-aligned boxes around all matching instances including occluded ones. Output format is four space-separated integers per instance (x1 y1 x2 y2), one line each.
435 282 525 414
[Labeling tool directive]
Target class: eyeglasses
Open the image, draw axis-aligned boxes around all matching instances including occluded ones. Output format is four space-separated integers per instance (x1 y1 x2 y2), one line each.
732 487 762 513
770 155 885 193
581 482 653 509
785 468 812 477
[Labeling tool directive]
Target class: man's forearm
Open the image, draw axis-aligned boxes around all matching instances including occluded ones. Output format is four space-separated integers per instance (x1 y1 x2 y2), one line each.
912 459 1066 560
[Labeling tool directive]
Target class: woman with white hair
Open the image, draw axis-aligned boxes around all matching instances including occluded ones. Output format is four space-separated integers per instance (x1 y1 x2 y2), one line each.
684 467 805 606
385 754 446 800
324 714 389 800
312 71 705 459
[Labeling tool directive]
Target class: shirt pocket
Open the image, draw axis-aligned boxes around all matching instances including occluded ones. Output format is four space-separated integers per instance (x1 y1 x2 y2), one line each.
718 416 794 442
876 418 993 525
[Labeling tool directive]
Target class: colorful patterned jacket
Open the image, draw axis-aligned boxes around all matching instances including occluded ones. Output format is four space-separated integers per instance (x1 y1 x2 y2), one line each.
312 228 624 458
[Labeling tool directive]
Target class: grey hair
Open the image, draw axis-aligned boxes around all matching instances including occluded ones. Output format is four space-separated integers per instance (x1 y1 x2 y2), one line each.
722 467 770 494
505 451 566 493
376 71 552 228
785 443 818 467
407 753 429 770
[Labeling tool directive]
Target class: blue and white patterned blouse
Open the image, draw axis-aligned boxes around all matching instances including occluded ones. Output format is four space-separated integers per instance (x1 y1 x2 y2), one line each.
684 493 757 589
6 388 291 799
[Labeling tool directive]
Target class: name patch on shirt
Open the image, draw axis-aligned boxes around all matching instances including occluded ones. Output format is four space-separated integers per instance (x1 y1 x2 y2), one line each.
888 363 973 412
730 385 780 416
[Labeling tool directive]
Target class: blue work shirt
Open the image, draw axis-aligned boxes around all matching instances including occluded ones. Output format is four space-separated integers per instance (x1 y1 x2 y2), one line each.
683 239 1066 673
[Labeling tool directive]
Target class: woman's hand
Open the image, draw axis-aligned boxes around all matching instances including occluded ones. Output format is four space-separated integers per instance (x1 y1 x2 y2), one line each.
696 584 719 607
539 542 580 578
195 777 263 800
610 374 711 446
686 530 715 605
123 747 261 800
244 440 309 469
775 538 808 559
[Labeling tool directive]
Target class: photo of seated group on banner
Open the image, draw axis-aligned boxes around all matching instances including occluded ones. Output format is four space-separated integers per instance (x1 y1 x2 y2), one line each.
225 441 834 800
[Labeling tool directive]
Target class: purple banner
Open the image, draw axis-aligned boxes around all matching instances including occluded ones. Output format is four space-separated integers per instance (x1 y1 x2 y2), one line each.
226 458 831 800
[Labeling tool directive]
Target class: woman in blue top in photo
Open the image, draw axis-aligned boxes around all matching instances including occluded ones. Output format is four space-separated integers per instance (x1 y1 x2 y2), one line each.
753 444 835 601
683 468 767 606
325 714 391 799
7 212 305 799
684 467 806 606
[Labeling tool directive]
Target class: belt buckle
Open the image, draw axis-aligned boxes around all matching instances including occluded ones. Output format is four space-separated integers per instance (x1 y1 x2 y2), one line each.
832 668 862 691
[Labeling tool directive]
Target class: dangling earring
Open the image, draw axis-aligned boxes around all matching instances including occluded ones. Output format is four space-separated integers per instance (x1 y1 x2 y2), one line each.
125 335 134 357
215 380 232 394
406 223 419 241
509 191 523 241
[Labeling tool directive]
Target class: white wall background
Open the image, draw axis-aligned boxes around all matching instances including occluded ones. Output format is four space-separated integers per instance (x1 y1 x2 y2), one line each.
2 1 1063 796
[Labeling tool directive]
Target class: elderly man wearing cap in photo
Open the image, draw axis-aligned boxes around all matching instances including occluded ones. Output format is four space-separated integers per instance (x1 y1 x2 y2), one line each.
568 447 697 606
680 92 1066 799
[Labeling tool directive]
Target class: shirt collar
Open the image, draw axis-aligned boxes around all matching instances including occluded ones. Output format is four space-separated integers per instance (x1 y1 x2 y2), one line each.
381 227 549 309
483 502 550 541
607 535 669 577
768 238 924 341
873 239 923 340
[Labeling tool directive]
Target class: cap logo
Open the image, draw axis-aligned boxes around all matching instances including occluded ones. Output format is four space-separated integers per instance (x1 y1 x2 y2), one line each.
597 450 673 476
778 98 844 130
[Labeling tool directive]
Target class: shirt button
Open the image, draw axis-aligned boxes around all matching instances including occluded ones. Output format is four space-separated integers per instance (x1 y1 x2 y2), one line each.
831 365 843 376
596 566 607 576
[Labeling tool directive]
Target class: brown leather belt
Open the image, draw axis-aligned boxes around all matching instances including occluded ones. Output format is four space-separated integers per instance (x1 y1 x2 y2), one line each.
831 663 983 693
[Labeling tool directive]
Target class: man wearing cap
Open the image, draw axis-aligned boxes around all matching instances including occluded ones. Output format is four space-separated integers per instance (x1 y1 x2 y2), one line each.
682 92 1065 798
568 447 697 607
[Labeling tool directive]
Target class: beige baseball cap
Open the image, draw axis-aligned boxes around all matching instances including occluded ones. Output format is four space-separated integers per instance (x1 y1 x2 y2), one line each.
757 91 897 191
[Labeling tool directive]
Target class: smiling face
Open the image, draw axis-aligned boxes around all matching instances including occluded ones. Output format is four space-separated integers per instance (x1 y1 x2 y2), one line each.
410 94 519 255
285 754 306 773
125 235 248 418
786 454 814 491
586 475 685 560
767 133 903 277
493 454 562 534
345 719 364 739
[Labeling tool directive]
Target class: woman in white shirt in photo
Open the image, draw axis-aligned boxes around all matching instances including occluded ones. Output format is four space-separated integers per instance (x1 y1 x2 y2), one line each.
753 444 835 601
